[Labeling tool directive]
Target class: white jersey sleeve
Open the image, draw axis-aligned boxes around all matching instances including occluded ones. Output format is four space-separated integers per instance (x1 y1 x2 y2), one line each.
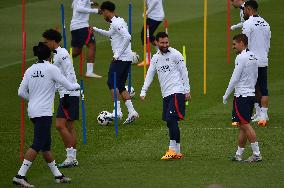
112 22 131 59
224 55 245 99
18 69 30 100
49 65 80 91
76 0 99 14
140 56 157 97
175 52 190 93
93 26 114 37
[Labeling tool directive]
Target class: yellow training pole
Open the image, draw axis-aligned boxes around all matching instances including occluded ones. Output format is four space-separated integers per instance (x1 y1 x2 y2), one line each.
203 0 207 95
70 47 73 63
183 45 186 64
143 0 147 79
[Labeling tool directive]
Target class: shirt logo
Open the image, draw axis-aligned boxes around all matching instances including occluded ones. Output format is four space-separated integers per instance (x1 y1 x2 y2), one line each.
31 71 44 78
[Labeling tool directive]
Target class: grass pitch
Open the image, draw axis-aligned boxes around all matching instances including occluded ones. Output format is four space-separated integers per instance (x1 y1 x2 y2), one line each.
0 0 283 187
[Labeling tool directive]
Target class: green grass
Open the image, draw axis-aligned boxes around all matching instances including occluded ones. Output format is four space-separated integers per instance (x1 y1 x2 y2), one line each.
0 0 284 187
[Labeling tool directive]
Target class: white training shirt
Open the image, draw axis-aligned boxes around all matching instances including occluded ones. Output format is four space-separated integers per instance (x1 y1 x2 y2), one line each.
18 61 80 118
70 0 99 31
140 47 190 98
224 49 258 98
93 16 132 61
146 0 165 22
53 46 80 98
242 15 271 67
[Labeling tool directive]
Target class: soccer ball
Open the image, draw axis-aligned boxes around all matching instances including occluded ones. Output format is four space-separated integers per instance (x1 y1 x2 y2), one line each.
131 51 139 64
125 85 135 98
97 111 112 126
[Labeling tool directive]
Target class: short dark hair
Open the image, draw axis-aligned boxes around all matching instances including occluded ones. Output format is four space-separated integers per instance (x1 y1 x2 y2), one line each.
100 1 115 12
233 33 248 46
33 42 51 60
156 32 168 41
42 29 62 43
244 0 258 11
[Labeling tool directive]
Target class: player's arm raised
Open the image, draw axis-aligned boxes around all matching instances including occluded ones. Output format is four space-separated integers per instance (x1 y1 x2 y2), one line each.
93 25 115 37
76 0 99 14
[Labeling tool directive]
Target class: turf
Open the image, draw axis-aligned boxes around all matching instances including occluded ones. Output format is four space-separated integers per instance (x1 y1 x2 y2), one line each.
0 0 283 187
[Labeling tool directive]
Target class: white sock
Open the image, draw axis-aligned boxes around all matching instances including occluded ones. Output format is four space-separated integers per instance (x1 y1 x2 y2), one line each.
18 159 32 176
86 63 93 73
73 148 77 159
251 142 260 156
260 107 268 119
66 147 74 161
255 103 261 116
125 100 135 114
48 160 62 177
176 143 181 154
169 140 176 151
236 146 245 156
113 101 122 115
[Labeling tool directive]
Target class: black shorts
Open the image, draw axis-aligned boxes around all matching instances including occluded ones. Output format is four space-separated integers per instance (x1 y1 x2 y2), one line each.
141 18 162 45
56 96 79 121
71 27 95 48
232 96 255 124
256 67 268 96
107 60 131 93
30 116 52 152
163 93 186 122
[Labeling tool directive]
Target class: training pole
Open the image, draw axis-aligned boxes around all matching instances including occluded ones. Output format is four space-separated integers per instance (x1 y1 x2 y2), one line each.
114 72 118 138
164 19 168 34
61 4 67 49
20 0 26 161
146 25 151 65
80 53 87 144
143 0 147 78
183 45 189 106
127 0 132 93
203 0 207 95
227 0 231 64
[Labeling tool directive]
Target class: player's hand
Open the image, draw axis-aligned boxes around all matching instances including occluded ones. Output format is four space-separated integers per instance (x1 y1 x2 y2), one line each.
113 54 119 60
185 93 191 101
230 25 237 31
140 96 145 101
222 95 227 104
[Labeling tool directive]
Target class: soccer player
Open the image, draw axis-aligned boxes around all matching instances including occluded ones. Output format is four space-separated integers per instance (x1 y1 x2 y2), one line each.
242 0 271 126
92 1 139 124
13 42 80 187
230 0 245 31
140 32 190 160
137 0 165 66
223 34 262 162
42 29 80 168
70 0 102 78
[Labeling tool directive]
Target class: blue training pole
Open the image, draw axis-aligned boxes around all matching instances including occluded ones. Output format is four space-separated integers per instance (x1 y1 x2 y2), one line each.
60 4 67 48
114 72 118 138
80 79 87 144
127 1 132 93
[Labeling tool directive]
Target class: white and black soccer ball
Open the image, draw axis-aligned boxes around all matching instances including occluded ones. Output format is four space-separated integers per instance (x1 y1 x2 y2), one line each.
131 51 140 64
97 111 112 126
125 85 135 98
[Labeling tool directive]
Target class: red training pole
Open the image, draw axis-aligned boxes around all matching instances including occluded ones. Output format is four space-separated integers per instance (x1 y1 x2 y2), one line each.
20 0 26 161
227 0 231 64
164 19 168 34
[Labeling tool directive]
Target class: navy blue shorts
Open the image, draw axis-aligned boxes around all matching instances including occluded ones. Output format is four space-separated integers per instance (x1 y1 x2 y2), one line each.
71 27 95 48
163 93 186 122
141 18 162 44
30 116 52 152
107 60 131 93
232 96 255 124
56 95 79 121
256 67 268 96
